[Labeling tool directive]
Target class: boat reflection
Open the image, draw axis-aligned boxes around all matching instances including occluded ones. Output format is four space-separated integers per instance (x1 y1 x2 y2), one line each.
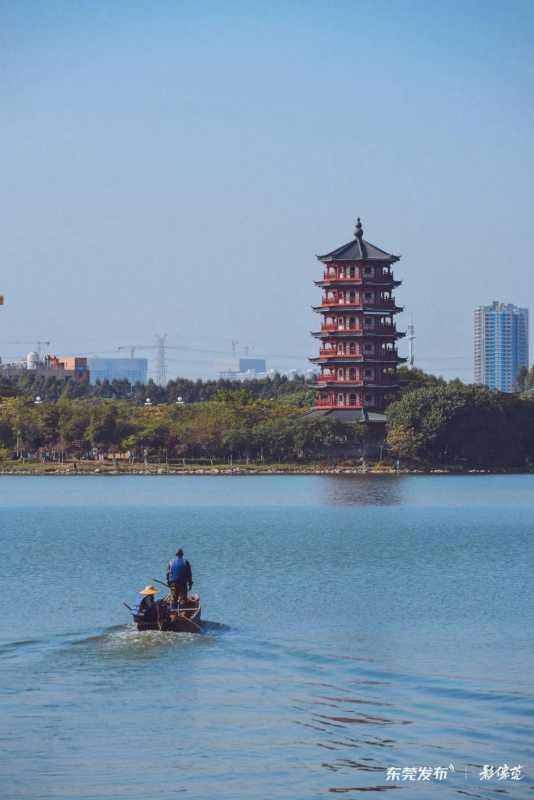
320 475 405 506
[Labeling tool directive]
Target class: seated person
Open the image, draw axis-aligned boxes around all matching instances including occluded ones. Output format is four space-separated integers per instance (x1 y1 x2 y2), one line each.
134 585 160 625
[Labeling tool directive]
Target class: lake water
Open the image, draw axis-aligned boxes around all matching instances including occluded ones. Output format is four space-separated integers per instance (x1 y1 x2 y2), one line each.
1 475 533 799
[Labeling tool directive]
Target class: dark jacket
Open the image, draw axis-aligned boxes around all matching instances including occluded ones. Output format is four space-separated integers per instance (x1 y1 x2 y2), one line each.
134 594 159 623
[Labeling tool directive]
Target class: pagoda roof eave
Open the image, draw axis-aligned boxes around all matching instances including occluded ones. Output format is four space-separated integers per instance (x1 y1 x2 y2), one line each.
311 330 406 338
312 306 403 314
313 382 401 390
316 236 400 264
314 279 402 288
318 254 399 264
309 356 407 365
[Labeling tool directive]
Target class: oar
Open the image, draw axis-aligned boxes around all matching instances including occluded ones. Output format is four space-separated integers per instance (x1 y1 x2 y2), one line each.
123 602 134 611
152 577 170 589
182 616 202 632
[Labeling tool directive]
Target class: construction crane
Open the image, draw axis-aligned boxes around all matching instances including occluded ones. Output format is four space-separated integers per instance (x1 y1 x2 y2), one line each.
0 340 51 358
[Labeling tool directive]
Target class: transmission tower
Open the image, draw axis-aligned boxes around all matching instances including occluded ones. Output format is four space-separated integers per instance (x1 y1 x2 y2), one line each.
407 319 415 367
155 333 168 386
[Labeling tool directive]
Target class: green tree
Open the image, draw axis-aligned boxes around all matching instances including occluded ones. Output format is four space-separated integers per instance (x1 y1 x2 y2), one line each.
386 385 526 467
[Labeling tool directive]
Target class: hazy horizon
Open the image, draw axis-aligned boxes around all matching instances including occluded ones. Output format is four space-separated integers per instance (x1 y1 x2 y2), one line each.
1 1 533 381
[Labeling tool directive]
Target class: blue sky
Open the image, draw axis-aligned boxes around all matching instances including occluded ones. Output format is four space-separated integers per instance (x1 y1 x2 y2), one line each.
1 0 533 379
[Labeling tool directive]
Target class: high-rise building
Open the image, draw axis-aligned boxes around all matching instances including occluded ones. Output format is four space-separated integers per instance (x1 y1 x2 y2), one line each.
309 217 405 418
474 302 529 392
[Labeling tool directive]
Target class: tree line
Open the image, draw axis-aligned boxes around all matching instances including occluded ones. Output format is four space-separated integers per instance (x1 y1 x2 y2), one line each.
0 394 364 464
2 366 533 468
0 371 316 405
0 365 445 405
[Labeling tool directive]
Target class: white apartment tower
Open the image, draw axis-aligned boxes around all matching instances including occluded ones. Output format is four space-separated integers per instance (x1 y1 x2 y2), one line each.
474 302 529 392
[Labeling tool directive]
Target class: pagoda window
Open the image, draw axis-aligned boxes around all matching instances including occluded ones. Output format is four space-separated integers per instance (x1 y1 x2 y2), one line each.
349 290 356 303
349 266 356 278
364 266 373 276
337 393 344 406
349 393 356 404
364 318 373 328
349 342 356 355
364 291 373 302
349 368 356 379
349 316 356 329
364 343 374 353
365 368 374 378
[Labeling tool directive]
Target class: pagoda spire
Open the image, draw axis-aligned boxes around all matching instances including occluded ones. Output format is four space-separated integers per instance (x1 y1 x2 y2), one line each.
354 217 363 239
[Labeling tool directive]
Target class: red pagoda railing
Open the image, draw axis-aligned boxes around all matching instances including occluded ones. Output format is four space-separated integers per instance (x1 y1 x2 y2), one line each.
321 297 359 306
320 323 341 332
376 298 397 308
322 271 358 281
365 272 394 283
320 323 360 332
318 349 341 357
315 400 362 408
317 348 399 360
319 324 399 335
322 270 393 282
318 375 398 386
320 296 397 308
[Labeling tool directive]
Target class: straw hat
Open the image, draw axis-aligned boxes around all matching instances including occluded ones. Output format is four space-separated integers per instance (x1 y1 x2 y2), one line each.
139 585 158 596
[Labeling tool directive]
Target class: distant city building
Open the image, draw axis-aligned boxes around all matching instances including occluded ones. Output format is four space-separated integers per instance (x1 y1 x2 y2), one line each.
1 353 89 382
218 356 268 381
87 357 148 385
57 356 89 380
474 301 529 392
239 357 266 373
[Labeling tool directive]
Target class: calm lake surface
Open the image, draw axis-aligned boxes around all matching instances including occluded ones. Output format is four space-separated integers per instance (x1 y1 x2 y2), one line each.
1 475 533 799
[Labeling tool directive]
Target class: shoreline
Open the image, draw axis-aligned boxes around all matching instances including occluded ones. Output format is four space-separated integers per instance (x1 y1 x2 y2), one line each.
0 463 530 476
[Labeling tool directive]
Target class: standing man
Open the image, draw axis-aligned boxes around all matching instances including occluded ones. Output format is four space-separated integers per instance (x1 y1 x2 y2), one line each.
166 548 193 609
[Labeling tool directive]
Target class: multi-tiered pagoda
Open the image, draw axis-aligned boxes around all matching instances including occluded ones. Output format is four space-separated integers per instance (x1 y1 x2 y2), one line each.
310 218 405 420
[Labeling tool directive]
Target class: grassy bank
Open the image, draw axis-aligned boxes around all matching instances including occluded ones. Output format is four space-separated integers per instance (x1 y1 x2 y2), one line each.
0 460 525 475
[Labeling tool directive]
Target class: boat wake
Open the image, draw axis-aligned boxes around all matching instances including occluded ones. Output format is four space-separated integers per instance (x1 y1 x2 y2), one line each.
66 619 229 661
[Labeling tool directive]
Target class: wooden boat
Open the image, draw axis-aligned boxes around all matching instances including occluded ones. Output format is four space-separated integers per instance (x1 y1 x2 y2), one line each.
133 593 202 633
